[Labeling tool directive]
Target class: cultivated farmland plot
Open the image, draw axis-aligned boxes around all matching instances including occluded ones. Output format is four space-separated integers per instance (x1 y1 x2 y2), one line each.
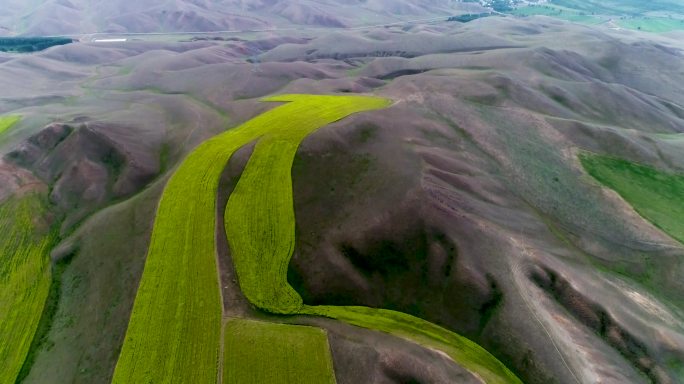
223 319 336 384
224 95 523 383
0 195 54 384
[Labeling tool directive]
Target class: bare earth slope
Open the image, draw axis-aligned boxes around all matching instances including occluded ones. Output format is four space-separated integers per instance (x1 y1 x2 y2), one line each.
1 15 684 384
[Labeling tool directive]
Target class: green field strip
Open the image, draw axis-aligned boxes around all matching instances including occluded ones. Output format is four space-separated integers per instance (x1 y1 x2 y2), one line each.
113 94 389 383
303 305 522 384
223 95 523 383
225 94 390 314
0 115 21 136
0 195 54 384
616 17 684 32
580 152 684 244
223 319 336 384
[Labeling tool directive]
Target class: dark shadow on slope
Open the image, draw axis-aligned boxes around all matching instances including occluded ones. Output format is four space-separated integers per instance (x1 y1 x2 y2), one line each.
288 204 505 340
377 69 429 80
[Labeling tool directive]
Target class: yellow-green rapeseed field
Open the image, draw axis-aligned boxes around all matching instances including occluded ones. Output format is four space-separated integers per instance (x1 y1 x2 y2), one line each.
223 319 336 384
0 115 20 136
0 195 54 384
116 93 520 383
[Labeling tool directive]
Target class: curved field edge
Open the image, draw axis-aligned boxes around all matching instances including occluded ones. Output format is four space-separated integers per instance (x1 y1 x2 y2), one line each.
223 95 523 383
223 319 336 384
113 94 389 383
0 195 54 384
579 152 684 245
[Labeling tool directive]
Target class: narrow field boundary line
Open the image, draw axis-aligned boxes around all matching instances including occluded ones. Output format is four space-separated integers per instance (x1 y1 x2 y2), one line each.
217 318 228 384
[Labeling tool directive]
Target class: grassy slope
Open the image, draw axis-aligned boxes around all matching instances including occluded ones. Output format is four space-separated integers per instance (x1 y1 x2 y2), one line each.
113 94 388 383
223 319 336 384
224 95 522 383
115 93 519 383
0 195 53 384
0 115 20 136
580 153 684 244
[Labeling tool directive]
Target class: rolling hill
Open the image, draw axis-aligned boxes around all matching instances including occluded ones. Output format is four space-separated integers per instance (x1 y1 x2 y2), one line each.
0 0 486 36
1 3 684 384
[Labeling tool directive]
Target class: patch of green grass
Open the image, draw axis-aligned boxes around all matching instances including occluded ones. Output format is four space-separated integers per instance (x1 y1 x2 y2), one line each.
511 5 602 24
117 65 133 76
550 0 684 15
303 306 521 384
0 195 54 384
0 115 21 136
113 94 389 383
655 133 684 142
580 152 684 244
223 319 336 384
117 93 520 383
616 17 684 32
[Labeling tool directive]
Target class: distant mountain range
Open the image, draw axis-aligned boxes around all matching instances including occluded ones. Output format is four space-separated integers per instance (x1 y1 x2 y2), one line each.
5 0 684 37
0 0 491 36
